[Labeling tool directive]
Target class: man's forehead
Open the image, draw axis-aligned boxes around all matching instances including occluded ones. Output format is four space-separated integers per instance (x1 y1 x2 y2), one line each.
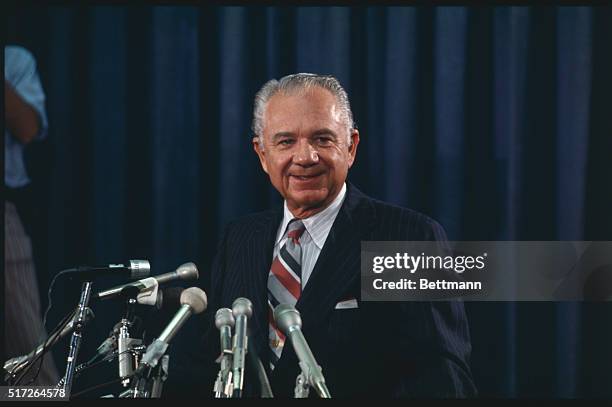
263 87 344 130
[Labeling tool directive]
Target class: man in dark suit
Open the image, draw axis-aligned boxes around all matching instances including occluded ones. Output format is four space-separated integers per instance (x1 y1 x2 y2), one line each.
198 73 476 398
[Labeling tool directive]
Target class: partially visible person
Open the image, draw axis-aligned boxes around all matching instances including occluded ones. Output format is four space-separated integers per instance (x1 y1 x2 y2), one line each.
4 45 59 385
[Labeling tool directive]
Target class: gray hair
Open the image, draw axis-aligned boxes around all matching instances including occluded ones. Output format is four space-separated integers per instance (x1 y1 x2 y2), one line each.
252 73 355 147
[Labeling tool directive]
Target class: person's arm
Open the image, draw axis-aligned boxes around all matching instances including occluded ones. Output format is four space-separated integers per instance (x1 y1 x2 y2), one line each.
5 79 42 145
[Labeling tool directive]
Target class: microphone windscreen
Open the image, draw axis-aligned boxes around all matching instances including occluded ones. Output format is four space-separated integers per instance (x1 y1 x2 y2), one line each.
215 308 235 329
180 287 207 314
273 304 302 334
158 287 184 312
232 297 253 318
120 285 141 299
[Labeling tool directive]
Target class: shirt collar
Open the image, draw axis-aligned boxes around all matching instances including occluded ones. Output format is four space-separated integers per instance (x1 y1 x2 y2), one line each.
276 182 347 250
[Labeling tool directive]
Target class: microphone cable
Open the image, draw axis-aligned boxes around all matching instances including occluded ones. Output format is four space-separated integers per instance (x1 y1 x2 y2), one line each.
25 266 96 385
23 266 79 386
41 268 76 341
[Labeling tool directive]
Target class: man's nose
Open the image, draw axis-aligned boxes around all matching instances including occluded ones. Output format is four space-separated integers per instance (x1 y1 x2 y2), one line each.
292 140 319 165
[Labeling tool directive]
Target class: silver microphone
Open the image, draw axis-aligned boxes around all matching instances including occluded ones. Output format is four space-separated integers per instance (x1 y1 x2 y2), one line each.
94 262 199 301
135 287 208 375
68 260 150 280
216 308 235 361
231 297 252 398
274 304 331 398
214 308 235 398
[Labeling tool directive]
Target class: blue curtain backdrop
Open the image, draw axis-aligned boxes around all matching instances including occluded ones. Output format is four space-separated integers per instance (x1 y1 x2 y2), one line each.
6 5 612 397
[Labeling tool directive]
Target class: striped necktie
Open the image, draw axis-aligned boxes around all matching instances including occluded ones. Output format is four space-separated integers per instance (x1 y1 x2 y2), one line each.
267 219 306 369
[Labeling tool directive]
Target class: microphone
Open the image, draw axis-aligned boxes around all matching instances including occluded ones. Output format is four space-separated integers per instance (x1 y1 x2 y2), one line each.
94 262 198 301
65 260 151 281
274 304 331 398
4 308 95 377
155 286 185 312
135 287 208 376
216 308 235 362
231 297 253 398
214 308 235 398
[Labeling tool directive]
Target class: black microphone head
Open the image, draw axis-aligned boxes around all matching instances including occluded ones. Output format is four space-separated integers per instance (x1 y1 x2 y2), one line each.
215 308 235 329
273 304 302 334
232 297 253 318
175 262 199 281
119 285 141 299
128 260 150 279
180 287 207 314
156 287 184 311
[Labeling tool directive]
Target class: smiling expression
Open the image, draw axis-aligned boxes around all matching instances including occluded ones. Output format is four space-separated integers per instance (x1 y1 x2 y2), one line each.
253 86 359 219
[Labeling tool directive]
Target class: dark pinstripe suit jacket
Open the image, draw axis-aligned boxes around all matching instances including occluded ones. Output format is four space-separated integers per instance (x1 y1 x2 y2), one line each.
205 182 477 398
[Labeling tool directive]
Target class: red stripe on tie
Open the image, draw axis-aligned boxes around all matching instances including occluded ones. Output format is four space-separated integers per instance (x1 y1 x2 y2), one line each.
270 258 301 299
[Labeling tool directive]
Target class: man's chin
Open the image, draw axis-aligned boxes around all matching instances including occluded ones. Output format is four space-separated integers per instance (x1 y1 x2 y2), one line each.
286 189 331 213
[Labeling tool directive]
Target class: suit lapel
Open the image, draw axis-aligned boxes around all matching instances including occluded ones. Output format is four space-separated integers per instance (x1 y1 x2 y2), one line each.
296 183 377 326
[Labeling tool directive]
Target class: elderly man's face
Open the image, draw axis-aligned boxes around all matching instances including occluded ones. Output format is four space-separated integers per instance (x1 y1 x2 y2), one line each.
254 86 359 218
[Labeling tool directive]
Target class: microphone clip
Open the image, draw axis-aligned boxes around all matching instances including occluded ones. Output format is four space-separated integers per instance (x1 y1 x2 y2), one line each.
136 339 169 374
295 371 310 398
294 361 325 398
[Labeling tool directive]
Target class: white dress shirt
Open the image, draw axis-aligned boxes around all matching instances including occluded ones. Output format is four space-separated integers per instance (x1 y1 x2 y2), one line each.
273 182 347 288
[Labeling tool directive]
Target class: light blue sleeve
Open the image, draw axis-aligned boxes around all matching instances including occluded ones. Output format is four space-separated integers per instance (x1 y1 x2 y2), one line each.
4 46 48 140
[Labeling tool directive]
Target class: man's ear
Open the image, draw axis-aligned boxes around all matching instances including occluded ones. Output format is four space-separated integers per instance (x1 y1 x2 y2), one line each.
347 129 360 168
253 136 269 174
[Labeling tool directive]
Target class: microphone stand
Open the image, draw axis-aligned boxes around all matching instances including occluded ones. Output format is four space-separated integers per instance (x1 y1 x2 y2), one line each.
106 291 148 398
149 354 169 398
127 322 173 398
117 296 143 388
126 351 169 398
61 280 94 396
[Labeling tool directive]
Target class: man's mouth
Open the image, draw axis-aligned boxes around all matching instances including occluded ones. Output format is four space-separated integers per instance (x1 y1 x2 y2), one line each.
289 173 324 181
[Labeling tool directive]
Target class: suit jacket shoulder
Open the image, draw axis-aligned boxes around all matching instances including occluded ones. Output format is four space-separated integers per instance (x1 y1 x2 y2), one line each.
364 195 447 242
337 183 447 244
